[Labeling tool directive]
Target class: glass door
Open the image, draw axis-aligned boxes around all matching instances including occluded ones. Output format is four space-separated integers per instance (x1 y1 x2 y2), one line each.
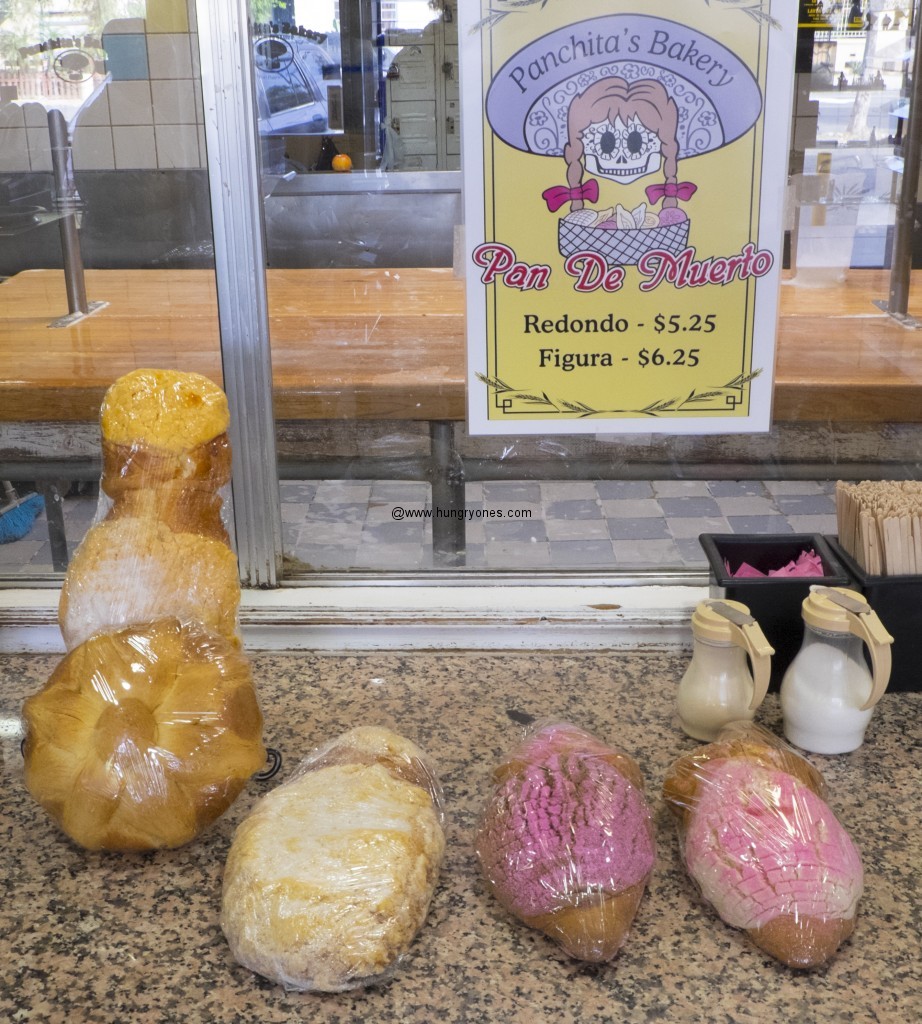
1 0 226 578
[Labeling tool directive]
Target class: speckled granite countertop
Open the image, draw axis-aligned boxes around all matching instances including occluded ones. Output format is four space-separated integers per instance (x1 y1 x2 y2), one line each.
0 650 919 1024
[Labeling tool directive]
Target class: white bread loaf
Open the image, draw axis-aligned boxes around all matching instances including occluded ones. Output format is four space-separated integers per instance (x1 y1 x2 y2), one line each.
221 726 446 992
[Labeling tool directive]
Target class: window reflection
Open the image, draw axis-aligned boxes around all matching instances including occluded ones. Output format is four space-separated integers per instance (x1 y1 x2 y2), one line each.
0 2 146 124
254 35 329 130
255 1 457 175
789 4 916 280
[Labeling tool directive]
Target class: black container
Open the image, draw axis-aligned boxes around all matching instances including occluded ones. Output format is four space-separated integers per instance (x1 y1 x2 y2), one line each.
824 536 922 692
698 533 850 689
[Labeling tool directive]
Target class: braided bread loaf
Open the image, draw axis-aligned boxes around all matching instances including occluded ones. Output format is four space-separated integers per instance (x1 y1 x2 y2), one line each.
23 369 263 851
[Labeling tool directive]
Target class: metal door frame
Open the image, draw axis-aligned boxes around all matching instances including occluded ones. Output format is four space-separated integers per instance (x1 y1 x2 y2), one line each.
197 0 283 587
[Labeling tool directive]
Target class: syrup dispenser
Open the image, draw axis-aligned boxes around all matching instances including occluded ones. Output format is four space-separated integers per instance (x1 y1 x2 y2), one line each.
677 599 774 741
781 586 893 754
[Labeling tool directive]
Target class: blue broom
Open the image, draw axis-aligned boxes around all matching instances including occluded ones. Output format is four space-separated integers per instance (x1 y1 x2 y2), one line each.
0 481 45 543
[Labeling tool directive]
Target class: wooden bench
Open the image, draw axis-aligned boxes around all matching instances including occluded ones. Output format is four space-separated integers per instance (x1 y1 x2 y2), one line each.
3 267 922 569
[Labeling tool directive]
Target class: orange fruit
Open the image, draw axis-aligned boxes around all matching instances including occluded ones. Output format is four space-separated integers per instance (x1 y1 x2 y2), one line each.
331 153 352 172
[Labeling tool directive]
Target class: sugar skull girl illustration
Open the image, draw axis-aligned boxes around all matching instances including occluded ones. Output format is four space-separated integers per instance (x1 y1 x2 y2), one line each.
542 76 697 264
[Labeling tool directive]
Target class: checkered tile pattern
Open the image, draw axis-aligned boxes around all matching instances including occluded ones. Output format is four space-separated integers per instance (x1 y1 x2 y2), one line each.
1 478 839 574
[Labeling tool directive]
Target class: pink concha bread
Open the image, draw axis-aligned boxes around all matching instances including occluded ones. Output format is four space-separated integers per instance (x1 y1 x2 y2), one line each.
475 721 655 962
663 722 863 968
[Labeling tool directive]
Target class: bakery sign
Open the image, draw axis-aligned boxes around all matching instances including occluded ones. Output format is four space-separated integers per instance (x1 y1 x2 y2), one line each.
460 0 797 435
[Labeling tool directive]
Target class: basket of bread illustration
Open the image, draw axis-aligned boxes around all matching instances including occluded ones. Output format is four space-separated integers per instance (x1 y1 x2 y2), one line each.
557 202 690 266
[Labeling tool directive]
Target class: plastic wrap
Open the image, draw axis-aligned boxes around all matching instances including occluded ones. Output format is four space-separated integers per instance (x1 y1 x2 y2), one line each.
59 368 238 648
22 617 265 851
475 720 655 963
23 369 264 851
98 366 232 542
220 726 446 993
58 517 240 650
662 721 863 969
100 422 232 544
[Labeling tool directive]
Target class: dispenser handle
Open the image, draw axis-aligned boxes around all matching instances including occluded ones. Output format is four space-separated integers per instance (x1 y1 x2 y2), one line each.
847 608 894 710
706 602 774 711
817 588 894 710
730 620 774 711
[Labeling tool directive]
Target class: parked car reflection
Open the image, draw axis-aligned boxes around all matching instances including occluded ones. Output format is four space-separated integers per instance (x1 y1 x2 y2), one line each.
253 36 328 136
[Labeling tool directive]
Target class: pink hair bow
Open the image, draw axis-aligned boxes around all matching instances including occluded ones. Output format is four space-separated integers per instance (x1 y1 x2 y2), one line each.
542 180 600 212
645 181 698 204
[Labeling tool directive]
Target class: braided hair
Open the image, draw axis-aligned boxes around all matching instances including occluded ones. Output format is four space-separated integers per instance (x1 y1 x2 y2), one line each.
563 77 680 210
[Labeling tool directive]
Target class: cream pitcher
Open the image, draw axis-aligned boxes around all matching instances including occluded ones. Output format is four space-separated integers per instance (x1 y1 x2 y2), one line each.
677 600 774 741
781 586 893 754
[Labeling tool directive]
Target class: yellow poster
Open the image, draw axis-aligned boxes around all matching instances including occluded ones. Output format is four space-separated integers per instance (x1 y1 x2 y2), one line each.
461 0 798 434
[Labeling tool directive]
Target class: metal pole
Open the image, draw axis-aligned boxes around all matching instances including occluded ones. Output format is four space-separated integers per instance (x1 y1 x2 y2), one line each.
47 108 88 316
887 3 922 315
428 421 466 567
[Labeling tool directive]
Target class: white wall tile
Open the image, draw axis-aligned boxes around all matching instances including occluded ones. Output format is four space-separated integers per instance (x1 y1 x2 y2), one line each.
74 90 111 127
113 125 158 168
147 34 193 79
72 126 115 169
151 79 198 124
21 102 48 128
0 103 26 128
100 17 146 34
0 128 30 171
190 32 201 79
154 123 201 167
26 127 52 171
107 80 153 125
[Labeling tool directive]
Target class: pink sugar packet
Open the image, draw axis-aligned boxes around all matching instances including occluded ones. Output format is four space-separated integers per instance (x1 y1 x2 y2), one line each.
725 548 825 579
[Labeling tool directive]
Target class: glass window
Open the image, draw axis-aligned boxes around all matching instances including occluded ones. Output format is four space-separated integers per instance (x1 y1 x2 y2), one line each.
2 2 922 587
0 0 221 577
789 2 911 282
258 2 922 579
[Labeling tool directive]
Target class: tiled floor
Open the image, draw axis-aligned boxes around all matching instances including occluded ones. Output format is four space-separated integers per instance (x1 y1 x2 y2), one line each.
0 478 839 573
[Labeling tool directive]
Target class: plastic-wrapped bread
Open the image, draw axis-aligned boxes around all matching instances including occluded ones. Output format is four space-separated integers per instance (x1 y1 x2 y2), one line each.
25 370 262 853
663 721 863 968
475 721 655 962
99 367 232 542
22 618 265 851
221 726 446 992
58 368 241 649
58 517 240 650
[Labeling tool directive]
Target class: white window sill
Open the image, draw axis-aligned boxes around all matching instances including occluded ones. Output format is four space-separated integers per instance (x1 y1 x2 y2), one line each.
0 578 705 653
